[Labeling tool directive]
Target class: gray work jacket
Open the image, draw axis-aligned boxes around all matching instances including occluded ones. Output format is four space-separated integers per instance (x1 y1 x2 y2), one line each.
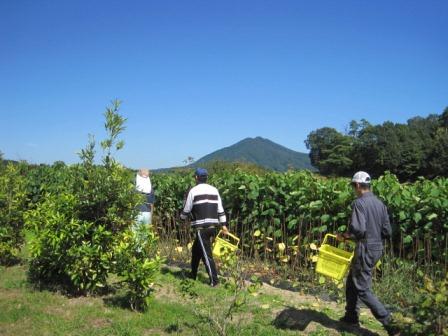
349 192 392 250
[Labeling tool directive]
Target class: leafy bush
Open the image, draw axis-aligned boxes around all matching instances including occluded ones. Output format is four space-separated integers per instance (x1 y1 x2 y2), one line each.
25 101 161 305
115 225 164 310
0 163 27 265
392 273 447 335
25 161 73 208
374 258 423 308
26 192 115 291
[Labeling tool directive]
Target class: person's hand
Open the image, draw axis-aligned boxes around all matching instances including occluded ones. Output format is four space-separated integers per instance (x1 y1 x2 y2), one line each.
337 233 351 242
222 226 229 235
336 233 346 242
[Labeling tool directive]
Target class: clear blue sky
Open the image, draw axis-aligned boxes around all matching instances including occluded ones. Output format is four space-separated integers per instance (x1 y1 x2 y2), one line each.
1 0 447 169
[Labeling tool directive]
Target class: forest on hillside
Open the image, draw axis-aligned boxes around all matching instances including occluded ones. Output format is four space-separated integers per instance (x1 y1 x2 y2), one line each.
305 107 448 180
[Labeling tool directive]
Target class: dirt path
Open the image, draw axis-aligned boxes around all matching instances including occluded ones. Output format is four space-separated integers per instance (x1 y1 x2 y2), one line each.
162 264 387 336
260 282 387 335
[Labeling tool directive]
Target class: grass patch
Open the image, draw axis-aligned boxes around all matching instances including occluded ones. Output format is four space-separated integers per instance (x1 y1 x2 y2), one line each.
0 262 388 336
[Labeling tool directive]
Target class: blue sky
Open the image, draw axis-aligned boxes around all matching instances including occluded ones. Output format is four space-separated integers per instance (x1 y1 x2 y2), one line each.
1 0 447 169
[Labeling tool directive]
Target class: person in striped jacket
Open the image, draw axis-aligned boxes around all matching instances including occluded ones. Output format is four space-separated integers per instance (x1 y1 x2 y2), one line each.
180 168 228 287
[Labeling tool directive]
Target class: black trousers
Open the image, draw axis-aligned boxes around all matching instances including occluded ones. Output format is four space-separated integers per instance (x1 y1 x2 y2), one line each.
191 227 219 286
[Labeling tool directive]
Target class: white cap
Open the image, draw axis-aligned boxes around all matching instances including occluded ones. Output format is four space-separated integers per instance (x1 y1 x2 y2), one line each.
352 171 371 184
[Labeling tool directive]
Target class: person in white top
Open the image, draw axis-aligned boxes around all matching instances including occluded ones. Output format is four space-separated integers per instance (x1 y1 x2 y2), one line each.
136 168 152 194
180 168 228 287
135 168 153 226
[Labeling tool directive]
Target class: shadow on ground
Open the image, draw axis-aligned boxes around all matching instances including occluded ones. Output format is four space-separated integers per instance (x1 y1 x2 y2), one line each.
103 293 133 310
160 264 188 279
273 306 381 336
160 264 209 284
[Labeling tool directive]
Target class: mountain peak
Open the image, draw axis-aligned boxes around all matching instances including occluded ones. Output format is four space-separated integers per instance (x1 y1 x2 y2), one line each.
194 137 313 172
241 136 266 141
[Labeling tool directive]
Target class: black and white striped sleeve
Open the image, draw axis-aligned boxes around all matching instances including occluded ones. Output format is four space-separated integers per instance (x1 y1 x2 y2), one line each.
217 193 227 225
181 189 194 220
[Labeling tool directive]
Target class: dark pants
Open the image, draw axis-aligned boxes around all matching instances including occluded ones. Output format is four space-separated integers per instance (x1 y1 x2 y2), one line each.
137 192 154 213
191 228 219 286
345 243 390 325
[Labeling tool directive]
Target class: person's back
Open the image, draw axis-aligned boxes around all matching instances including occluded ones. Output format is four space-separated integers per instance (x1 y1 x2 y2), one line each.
180 168 228 287
136 168 152 194
183 183 226 229
350 192 392 247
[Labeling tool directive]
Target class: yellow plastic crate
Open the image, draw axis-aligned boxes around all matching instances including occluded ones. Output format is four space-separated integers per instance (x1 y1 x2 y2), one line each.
316 234 354 281
212 230 240 258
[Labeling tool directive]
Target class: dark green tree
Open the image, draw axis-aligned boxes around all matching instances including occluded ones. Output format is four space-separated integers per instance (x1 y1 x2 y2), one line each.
305 107 448 180
347 119 371 138
407 115 440 176
441 107 448 128
428 107 448 176
305 127 353 176
355 122 426 179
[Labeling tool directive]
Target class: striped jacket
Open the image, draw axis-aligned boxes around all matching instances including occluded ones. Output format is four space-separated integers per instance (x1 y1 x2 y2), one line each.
180 183 227 228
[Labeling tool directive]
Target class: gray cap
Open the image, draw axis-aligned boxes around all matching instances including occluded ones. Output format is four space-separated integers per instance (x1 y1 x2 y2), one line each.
352 171 371 184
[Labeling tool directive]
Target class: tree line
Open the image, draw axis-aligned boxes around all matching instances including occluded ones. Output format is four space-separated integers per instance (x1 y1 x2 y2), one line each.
305 107 448 180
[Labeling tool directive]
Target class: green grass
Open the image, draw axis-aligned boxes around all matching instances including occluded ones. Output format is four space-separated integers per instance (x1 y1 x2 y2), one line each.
0 269 196 335
0 262 387 336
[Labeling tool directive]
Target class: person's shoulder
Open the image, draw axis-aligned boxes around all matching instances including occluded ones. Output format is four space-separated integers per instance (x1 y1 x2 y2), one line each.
188 184 200 193
352 196 362 205
367 192 382 202
352 197 365 209
197 183 219 194
206 184 220 193
361 192 385 207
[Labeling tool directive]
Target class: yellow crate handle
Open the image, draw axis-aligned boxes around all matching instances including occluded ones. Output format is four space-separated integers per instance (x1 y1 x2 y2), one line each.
321 233 355 250
217 230 240 246
322 233 355 245
322 233 337 246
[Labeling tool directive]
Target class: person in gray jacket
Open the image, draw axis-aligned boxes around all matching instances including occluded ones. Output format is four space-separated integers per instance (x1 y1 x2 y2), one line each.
337 171 398 335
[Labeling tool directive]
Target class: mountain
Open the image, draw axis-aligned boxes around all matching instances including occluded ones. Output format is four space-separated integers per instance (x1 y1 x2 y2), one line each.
193 137 314 172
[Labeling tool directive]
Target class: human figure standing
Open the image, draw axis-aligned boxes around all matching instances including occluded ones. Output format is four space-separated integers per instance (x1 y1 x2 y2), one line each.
180 168 228 287
337 171 398 335
135 168 154 225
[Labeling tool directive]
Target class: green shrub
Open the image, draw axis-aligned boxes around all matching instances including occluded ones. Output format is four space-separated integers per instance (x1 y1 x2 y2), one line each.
26 192 119 291
393 273 447 335
374 258 422 308
25 100 161 304
25 161 73 208
0 163 27 265
115 225 164 311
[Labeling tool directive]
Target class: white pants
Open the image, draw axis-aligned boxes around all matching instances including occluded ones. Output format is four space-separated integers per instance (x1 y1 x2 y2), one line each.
136 211 152 225
132 211 152 251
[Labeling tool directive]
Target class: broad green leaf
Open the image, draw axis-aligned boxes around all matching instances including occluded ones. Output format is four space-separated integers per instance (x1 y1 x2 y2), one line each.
413 212 422 223
426 213 437 221
403 235 413 244
320 214 331 223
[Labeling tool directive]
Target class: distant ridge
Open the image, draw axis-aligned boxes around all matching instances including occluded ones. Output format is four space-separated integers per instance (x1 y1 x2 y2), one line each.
192 137 314 172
